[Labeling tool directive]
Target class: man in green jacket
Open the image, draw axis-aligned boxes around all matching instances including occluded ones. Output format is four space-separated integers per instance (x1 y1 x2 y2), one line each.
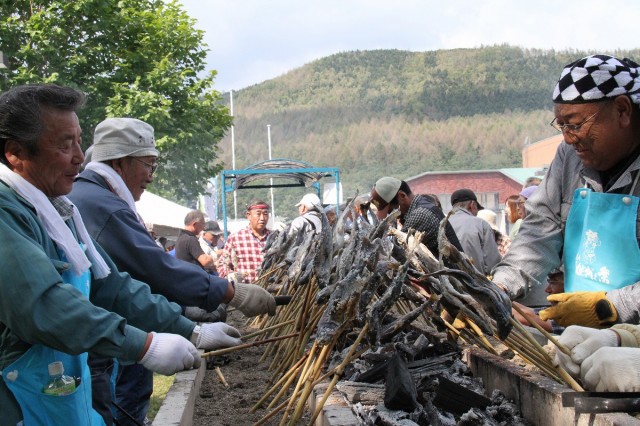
0 84 236 425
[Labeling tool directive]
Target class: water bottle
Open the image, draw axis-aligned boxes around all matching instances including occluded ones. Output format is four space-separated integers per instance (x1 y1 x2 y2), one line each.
43 361 76 396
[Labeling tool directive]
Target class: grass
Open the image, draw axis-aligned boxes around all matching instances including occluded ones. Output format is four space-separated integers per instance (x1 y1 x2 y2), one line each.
147 373 176 421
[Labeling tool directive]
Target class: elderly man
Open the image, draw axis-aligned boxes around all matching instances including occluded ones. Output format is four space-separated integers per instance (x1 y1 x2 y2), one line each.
370 177 462 258
218 200 271 283
176 210 215 270
489 55 640 391
289 193 322 234
69 118 274 424
0 84 216 425
448 188 501 275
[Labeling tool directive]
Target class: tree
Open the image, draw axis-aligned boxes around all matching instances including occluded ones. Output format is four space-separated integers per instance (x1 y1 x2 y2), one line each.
0 0 232 203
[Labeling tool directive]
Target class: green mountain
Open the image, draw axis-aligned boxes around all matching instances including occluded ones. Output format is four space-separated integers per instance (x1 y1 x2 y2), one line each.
215 45 640 220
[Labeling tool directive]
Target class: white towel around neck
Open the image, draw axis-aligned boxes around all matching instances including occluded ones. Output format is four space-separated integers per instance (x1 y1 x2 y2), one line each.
0 163 110 278
85 161 140 216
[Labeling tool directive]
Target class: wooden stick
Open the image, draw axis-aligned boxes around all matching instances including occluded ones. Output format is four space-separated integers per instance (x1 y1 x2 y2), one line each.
309 323 370 425
214 367 230 389
201 333 299 358
241 319 296 341
511 303 572 357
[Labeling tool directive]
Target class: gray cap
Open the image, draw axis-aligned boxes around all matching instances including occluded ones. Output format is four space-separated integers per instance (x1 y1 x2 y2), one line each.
204 220 223 235
374 177 401 203
91 118 159 162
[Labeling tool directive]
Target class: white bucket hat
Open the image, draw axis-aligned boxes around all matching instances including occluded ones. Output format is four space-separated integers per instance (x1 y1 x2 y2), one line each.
91 118 159 162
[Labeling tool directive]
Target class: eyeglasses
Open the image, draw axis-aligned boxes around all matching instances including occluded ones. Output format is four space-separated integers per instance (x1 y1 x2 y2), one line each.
132 157 158 174
549 109 601 136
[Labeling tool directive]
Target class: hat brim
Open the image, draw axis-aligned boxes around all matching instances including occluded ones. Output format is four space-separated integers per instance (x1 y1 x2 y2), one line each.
91 145 159 162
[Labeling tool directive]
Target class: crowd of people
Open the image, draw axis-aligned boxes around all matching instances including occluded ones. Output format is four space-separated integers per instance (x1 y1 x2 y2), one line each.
2 52 640 424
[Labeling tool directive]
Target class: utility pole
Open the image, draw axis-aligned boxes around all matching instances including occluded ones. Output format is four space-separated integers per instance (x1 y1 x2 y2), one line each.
230 90 238 221
267 124 275 220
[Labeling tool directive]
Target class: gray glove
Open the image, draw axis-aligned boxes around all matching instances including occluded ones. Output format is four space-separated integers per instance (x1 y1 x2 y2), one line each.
139 332 201 375
193 323 242 350
229 283 276 317
184 305 227 323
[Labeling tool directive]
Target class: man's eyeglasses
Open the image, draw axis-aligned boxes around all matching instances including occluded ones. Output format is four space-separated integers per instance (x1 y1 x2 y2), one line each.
132 157 158 174
549 109 601 136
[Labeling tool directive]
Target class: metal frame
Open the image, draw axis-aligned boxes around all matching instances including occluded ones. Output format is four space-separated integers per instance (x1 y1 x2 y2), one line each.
220 158 341 237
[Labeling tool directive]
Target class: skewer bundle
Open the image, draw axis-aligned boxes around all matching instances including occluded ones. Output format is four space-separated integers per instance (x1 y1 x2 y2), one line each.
231 199 580 425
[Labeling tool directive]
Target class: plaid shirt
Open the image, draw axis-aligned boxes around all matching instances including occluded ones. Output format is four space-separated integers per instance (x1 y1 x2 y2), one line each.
217 226 269 283
402 194 463 258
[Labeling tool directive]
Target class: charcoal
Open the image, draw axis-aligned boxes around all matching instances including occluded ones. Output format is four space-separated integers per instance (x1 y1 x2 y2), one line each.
384 353 419 411
433 375 490 415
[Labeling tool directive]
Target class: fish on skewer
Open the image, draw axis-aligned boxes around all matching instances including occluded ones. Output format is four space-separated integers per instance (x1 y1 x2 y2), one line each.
437 214 513 340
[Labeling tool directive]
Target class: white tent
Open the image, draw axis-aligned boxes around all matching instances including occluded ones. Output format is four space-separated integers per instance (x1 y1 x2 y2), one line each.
136 191 192 230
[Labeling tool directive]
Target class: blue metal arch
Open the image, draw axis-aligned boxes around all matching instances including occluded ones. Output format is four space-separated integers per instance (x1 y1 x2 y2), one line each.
220 158 340 237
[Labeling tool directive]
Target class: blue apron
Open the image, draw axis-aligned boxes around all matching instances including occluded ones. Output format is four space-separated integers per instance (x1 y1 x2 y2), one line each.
564 185 640 293
1 248 105 425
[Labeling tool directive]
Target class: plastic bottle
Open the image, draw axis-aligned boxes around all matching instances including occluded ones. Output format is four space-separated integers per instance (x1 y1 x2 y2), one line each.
43 361 76 396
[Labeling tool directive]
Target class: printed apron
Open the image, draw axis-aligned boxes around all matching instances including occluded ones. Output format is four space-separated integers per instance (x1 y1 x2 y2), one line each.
564 187 640 292
1 248 105 425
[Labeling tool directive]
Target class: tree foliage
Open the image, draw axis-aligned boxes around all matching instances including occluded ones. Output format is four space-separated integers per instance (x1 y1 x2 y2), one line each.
0 0 231 203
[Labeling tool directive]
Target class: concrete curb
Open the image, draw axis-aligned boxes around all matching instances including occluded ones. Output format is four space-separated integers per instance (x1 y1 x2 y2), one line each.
152 362 205 426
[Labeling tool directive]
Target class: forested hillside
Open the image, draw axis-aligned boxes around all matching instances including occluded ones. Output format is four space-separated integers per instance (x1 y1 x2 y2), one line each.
215 45 640 220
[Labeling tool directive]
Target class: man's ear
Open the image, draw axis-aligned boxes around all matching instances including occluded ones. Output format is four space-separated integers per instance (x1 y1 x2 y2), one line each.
4 140 26 171
110 158 126 176
614 95 634 128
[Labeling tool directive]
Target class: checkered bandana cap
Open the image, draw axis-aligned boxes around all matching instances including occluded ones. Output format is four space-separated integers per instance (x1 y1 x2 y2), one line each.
553 55 640 105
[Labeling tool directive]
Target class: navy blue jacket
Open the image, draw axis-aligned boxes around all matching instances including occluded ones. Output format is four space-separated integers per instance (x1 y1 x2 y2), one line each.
69 169 228 311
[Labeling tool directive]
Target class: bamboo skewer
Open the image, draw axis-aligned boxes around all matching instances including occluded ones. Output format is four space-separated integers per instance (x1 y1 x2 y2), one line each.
241 319 296 341
214 367 230 389
511 303 572 356
201 333 299 358
309 323 370 425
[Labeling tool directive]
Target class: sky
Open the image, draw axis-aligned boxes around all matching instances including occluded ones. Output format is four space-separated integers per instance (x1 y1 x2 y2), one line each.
178 0 640 91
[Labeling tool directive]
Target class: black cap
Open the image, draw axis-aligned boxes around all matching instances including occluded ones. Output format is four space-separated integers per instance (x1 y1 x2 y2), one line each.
204 221 223 235
451 188 484 210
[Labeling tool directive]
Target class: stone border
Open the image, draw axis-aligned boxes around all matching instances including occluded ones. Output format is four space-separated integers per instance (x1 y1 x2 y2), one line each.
152 361 205 426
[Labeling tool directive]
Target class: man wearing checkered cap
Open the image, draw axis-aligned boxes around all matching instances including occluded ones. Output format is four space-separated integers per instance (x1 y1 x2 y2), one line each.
492 55 640 392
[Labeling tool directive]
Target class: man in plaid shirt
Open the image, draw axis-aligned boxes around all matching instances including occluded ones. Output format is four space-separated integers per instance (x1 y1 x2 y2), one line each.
218 200 271 283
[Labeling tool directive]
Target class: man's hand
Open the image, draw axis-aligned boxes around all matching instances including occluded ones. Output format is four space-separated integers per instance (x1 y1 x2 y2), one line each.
555 325 618 378
193 323 242 350
538 291 618 327
229 283 276 317
581 347 640 391
139 332 201 375
184 306 227 323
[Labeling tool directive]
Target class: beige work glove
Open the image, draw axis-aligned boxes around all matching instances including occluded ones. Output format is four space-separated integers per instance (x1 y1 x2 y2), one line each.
582 347 640 391
229 283 276 317
191 323 242 350
139 332 201 375
554 325 618 378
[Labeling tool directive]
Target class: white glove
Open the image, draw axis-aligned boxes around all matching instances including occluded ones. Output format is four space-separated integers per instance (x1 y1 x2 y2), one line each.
555 325 618 378
139 332 201 375
582 347 640 391
229 283 276 317
193 323 242 350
